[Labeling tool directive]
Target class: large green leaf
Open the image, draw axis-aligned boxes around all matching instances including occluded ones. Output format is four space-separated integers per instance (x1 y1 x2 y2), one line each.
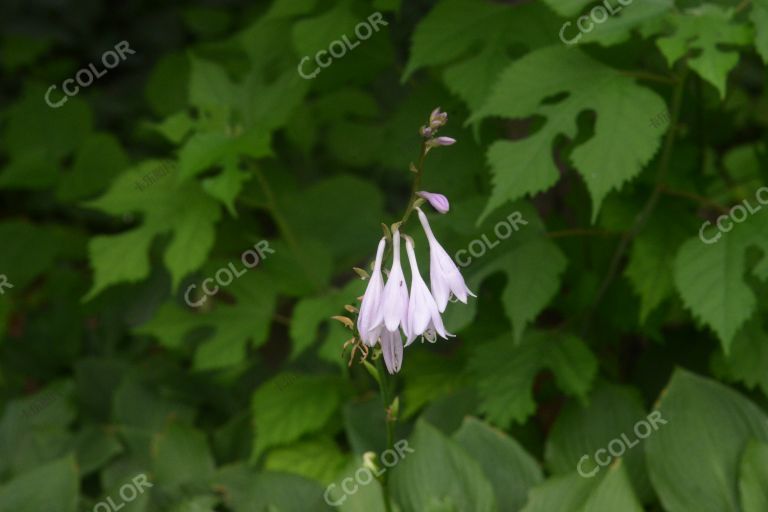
645 369 768 512
544 383 652 500
520 464 643 512
390 419 497 512
739 441 768 512
0 455 78 512
472 46 666 222
453 417 543 511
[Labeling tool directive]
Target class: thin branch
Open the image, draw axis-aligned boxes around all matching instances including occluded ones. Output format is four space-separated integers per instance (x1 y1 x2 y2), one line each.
581 68 689 337
660 187 729 214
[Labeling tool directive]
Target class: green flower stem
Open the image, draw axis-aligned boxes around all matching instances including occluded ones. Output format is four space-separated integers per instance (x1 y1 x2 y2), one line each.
375 356 396 512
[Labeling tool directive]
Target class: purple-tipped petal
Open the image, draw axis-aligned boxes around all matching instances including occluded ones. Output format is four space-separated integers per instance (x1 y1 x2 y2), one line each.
417 191 450 214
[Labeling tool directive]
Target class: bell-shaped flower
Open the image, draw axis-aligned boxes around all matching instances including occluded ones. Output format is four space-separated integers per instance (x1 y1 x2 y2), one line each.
404 235 451 346
357 238 387 346
372 229 409 335
416 207 475 312
417 191 449 214
380 328 404 374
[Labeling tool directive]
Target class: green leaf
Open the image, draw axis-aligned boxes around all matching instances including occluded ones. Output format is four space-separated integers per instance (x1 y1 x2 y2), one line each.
289 279 363 359
520 464 643 512
57 133 129 201
152 422 215 487
544 383 652 500
251 373 341 459
403 0 559 108
85 227 155 301
191 271 277 370
472 46 666 222
0 455 78 512
264 438 347 484
739 441 768 512
645 369 768 512
673 210 768 352
717 319 768 396
215 465 332 512
390 419 497 512
163 193 221 291
84 164 224 297
656 5 752 98
753 0 768 63
188 55 239 122
625 206 691 322
453 417 543 511
469 332 597 428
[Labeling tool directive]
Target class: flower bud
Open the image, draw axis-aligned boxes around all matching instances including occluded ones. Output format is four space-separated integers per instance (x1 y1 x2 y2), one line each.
416 191 449 213
426 136 456 148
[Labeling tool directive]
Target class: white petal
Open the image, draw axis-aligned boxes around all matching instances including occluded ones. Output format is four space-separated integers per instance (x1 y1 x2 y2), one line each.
357 238 387 344
380 329 403 374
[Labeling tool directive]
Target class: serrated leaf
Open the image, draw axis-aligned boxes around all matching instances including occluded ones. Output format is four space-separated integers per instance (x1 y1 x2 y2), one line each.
673 210 768 352
469 331 597 427
251 374 341 459
85 227 155 301
656 5 752 98
472 46 666 222
403 0 558 108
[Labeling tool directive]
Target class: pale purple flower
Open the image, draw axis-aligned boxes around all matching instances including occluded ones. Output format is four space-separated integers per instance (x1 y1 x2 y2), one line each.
380 328 404 374
372 230 409 336
404 235 451 346
417 191 450 214
430 136 455 147
416 207 475 312
357 238 387 346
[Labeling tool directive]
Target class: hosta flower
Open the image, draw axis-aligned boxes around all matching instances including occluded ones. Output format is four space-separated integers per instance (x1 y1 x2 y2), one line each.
416 207 475 312
380 328 403 374
372 229 409 335
404 235 451 346
357 237 387 346
416 191 449 214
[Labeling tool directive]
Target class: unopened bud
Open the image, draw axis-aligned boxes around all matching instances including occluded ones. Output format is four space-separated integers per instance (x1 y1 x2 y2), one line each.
427 136 456 148
416 191 450 213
